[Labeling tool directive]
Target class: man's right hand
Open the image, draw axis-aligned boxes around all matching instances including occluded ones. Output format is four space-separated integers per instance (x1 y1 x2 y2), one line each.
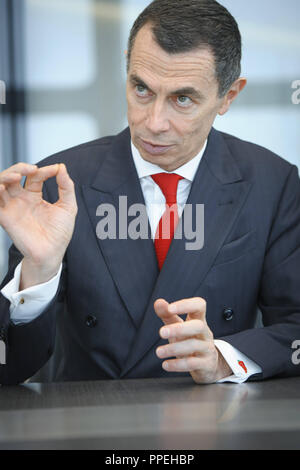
0 163 78 290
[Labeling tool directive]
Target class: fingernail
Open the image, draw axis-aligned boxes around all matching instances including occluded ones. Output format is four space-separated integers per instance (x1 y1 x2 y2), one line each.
156 348 163 358
160 327 170 338
162 362 169 370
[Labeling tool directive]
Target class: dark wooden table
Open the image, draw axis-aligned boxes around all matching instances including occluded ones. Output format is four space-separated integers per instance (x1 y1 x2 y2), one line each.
0 376 299 449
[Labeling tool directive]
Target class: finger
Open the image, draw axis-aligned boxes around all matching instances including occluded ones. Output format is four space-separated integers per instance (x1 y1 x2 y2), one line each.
159 319 211 340
0 184 10 208
56 164 77 211
24 164 60 193
0 172 22 185
0 163 37 197
5 165 58 198
168 297 207 321
162 356 205 373
0 163 37 179
154 298 183 325
156 337 210 359
0 174 22 198
0 163 38 195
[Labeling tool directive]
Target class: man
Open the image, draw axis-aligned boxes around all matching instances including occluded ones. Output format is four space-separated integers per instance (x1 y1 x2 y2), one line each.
0 0 299 385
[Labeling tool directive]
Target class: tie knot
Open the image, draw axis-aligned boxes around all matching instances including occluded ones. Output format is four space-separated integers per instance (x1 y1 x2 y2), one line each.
151 173 183 205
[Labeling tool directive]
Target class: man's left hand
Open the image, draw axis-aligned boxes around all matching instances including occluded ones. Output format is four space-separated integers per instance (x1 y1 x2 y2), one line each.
154 297 232 384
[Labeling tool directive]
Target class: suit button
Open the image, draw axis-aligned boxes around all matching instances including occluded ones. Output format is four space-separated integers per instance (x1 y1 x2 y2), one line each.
223 308 234 321
85 315 97 328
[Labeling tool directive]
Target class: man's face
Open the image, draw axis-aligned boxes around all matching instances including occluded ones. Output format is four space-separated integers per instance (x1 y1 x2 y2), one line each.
126 24 227 172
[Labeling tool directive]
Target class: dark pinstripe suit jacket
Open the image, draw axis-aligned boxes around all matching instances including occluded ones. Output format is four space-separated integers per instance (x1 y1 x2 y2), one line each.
1 127 300 384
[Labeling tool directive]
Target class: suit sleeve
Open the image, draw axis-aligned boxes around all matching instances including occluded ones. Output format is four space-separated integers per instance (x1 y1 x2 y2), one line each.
220 165 300 380
0 181 67 385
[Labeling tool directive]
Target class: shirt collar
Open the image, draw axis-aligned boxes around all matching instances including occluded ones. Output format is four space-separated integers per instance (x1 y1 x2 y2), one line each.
131 139 207 183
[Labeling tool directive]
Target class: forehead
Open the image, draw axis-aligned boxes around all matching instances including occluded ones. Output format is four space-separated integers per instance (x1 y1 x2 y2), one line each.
129 24 217 90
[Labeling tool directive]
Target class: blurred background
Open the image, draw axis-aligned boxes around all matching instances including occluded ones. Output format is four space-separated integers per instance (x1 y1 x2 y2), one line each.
0 0 299 280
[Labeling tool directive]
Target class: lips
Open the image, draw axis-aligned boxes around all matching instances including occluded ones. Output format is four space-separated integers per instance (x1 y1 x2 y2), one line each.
140 139 174 155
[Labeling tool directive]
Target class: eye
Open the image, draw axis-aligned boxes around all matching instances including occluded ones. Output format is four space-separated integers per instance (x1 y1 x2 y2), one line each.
135 85 149 97
176 95 193 107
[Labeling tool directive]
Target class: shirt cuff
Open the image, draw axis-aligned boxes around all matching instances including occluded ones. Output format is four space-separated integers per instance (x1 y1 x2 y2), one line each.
1 260 63 325
214 339 263 383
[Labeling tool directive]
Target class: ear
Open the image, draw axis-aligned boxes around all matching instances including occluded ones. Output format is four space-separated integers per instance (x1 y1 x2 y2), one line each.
218 78 247 116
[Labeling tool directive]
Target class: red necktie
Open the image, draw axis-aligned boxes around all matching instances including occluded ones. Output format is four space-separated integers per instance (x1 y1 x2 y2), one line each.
151 173 184 270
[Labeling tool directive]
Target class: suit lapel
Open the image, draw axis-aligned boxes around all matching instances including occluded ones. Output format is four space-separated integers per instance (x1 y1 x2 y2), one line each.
121 128 253 377
82 128 159 328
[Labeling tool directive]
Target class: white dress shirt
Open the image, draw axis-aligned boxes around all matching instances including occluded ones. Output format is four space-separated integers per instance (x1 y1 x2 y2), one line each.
1 139 262 383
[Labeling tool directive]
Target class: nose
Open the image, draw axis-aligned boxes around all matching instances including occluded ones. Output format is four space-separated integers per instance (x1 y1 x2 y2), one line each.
145 99 170 134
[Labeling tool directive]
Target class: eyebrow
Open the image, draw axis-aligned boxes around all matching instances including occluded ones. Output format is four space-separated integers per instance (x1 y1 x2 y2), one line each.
129 74 204 101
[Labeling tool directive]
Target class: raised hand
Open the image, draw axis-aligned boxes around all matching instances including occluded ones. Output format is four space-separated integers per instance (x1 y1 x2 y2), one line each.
0 163 78 289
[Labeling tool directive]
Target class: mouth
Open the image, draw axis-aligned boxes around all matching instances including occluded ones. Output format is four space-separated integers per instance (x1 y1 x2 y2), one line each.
140 139 175 156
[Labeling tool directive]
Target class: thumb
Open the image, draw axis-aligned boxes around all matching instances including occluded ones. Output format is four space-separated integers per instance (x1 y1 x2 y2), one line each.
56 164 77 210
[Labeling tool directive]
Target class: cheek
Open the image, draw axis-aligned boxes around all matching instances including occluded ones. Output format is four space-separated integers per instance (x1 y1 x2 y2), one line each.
171 114 203 139
127 100 146 127
181 105 218 136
